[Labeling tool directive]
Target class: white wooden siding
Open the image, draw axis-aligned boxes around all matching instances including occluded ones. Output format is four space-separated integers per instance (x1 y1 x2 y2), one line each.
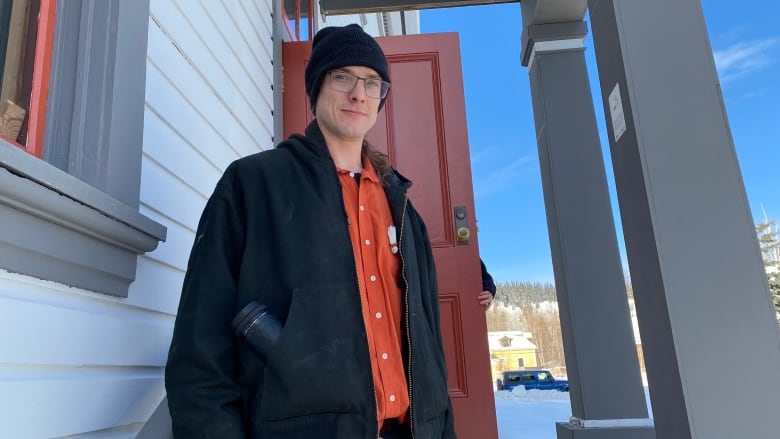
0 271 170 439
0 1 274 437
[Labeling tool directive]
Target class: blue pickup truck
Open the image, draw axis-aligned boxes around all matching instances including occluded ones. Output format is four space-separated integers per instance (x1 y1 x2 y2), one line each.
496 369 569 392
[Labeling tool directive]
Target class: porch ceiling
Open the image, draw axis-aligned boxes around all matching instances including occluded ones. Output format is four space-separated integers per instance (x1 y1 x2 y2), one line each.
319 0 518 15
521 0 587 25
319 0 587 25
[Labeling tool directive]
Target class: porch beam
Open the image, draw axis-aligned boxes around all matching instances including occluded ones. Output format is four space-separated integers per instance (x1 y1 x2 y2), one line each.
587 0 780 438
520 1 654 438
319 0 516 15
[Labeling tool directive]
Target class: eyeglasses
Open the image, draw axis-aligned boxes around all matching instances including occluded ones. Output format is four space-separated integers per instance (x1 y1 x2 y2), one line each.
328 71 391 99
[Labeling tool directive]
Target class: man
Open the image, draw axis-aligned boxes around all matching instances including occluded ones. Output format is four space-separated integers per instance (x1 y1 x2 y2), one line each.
165 24 456 439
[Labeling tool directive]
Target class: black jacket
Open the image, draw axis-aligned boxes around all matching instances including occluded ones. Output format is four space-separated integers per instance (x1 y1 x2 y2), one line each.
165 122 456 438
480 259 496 298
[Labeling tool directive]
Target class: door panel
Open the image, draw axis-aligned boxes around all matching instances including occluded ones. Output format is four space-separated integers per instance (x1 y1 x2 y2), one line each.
384 56 448 245
283 32 497 439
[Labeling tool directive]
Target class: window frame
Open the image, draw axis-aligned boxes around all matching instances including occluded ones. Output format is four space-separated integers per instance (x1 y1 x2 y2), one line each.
0 0 164 298
25 0 55 157
0 0 55 155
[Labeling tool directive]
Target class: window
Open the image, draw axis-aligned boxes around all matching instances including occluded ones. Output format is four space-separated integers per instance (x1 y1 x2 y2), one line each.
499 336 512 348
517 357 525 368
0 0 55 157
0 0 165 298
282 0 314 41
505 373 522 384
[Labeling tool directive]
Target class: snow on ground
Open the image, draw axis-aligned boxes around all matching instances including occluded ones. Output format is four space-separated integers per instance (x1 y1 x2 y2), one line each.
495 387 572 439
495 387 653 439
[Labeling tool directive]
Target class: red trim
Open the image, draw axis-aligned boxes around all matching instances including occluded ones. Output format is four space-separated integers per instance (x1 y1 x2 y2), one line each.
280 0 297 41
25 0 56 158
294 0 301 41
307 0 314 40
280 0 315 41
1 134 19 144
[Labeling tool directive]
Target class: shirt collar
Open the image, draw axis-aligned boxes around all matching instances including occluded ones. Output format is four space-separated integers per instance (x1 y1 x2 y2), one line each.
335 155 380 183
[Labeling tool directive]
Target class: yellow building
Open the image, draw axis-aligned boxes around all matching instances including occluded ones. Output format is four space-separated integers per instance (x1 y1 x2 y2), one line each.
487 331 538 383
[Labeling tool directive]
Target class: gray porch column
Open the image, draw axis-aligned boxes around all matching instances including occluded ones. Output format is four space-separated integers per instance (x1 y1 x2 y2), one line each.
587 1 780 438
520 2 654 438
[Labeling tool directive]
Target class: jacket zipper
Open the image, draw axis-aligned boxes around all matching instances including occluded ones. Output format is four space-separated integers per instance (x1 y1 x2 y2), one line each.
398 194 414 438
365 265 378 438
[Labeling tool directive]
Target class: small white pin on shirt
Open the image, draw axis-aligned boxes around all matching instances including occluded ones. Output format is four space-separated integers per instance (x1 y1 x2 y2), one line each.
388 225 398 254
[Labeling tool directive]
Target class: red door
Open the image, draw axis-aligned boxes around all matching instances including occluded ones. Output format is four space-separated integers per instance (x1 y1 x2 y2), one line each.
283 32 498 439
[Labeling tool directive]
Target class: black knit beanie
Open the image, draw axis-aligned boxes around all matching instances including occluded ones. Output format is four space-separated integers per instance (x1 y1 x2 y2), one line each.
305 24 390 112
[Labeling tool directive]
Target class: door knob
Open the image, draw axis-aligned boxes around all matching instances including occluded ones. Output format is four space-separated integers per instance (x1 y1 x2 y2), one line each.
457 226 471 243
454 206 470 245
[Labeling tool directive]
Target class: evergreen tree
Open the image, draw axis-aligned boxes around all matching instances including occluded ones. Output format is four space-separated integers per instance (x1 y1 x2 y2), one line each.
756 220 780 322
494 280 557 308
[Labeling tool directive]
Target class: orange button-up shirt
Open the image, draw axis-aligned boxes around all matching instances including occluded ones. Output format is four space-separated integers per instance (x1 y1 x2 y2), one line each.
337 158 410 431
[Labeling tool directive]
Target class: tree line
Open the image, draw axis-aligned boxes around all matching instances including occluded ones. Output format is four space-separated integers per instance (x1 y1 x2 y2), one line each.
486 281 566 370
756 219 780 322
485 219 780 371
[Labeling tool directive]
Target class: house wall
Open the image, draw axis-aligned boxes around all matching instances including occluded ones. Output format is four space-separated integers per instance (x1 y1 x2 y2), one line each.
0 1 273 438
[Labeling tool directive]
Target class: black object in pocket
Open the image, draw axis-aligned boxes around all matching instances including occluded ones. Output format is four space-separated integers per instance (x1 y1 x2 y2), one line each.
232 301 282 360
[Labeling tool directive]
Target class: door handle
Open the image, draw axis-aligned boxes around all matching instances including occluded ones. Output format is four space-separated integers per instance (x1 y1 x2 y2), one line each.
454 206 470 245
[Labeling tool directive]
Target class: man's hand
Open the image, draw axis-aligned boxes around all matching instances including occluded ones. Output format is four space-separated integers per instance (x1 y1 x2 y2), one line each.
478 290 493 310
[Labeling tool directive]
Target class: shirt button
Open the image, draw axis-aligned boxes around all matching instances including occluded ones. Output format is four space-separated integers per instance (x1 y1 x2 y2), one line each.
349 172 355 177
389 395 396 402
382 353 388 360
375 312 382 319
360 205 365 211
365 239 371 246
370 275 377 282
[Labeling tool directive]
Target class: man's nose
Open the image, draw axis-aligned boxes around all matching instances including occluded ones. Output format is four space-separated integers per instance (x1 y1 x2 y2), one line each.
349 79 368 101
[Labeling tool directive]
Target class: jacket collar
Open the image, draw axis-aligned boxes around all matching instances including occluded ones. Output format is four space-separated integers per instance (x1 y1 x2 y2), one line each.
302 119 332 160
277 119 334 163
383 168 412 192
284 119 413 193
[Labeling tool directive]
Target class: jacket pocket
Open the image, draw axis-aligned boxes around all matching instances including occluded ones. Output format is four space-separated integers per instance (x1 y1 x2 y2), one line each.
252 412 339 439
256 283 374 421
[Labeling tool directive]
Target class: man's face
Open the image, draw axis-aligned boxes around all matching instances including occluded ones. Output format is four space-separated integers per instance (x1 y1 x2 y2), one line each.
314 66 382 144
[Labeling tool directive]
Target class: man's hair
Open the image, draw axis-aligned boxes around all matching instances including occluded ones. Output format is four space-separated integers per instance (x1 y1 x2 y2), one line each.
363 140 393 185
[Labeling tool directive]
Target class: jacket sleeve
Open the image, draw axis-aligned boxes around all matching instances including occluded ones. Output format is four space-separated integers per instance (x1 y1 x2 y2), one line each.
165 169 248 438
414 212 458 438
480 259 497 297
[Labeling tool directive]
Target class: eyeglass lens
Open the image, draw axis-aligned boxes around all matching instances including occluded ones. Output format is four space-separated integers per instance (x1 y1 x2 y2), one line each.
329 72 390 99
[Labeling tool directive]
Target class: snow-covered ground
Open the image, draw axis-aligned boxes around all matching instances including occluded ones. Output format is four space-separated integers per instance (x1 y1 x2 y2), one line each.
495 387 653 439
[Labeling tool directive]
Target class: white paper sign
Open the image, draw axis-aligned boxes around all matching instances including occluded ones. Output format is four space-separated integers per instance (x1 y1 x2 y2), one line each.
608 83 627 142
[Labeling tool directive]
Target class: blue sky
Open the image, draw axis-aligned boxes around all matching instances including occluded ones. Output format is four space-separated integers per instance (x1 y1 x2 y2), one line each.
420 1 780 283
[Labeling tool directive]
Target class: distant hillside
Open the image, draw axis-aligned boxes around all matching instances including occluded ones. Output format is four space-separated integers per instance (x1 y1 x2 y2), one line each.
496 280 557 308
